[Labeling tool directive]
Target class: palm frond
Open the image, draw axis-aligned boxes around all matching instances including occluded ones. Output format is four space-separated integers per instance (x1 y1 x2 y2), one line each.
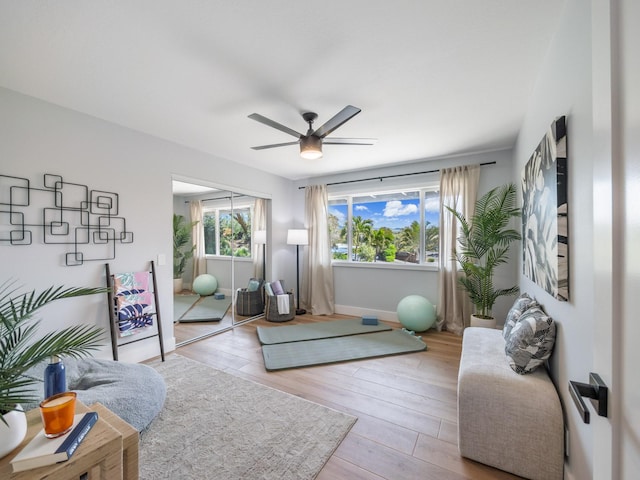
448 183 521 317
0 281 106 417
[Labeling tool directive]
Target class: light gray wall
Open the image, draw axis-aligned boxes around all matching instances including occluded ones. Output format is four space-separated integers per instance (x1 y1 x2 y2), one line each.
513 1 595 477
332 264 438 320
201 257 253 295
295 149 515 322
0 87 294 362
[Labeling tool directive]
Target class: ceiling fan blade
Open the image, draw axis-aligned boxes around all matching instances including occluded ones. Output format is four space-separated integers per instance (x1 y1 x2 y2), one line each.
323 137 377 145
313 105 362 138
248 113 303 138
250 141 300 150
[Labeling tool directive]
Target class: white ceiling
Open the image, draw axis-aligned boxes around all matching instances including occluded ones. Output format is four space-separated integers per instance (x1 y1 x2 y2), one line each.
0 1 565 181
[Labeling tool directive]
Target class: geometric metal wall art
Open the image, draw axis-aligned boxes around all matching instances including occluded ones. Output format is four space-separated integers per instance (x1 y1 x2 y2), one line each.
521 116 569 301
0 173 133 266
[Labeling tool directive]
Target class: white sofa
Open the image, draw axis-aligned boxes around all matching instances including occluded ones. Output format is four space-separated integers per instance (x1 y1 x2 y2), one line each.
457 327 564 480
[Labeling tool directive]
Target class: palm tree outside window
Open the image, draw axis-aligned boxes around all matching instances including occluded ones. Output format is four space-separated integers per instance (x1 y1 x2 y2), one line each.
328 188 439 265
203 207 253 257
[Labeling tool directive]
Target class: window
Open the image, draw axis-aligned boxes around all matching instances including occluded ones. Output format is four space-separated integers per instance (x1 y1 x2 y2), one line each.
328 187 439 265
203 206 253 257
328 198 348 259
423 190 440 264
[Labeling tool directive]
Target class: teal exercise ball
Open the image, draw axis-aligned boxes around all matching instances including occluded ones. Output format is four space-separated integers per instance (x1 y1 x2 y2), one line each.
193 274 218 296
397 295 436 332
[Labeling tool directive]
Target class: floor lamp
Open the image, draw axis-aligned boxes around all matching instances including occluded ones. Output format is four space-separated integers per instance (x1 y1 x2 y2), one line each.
287 228 308 315
254 230 267 280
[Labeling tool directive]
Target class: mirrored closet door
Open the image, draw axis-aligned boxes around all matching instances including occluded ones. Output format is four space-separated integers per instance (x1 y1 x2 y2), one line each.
172 179 269 346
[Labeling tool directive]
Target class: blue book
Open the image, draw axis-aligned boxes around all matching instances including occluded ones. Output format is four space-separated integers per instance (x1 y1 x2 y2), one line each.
10 412 99 472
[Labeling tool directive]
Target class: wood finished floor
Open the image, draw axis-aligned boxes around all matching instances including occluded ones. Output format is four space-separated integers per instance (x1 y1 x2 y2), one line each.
175 313 523 480
173 291 258 345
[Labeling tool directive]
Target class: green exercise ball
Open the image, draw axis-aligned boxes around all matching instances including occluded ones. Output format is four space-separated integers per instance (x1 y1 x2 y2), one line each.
193 274 218 296
396 295 436 332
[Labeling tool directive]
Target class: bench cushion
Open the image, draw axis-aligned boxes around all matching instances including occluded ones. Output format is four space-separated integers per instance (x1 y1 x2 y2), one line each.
458 327 563 480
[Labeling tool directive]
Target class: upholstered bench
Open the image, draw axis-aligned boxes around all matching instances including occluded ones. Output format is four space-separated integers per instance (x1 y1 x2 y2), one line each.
457 327 564 480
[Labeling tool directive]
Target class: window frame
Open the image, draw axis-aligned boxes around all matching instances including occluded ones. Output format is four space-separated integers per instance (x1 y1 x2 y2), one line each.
328 184 440 270
202 201 255 259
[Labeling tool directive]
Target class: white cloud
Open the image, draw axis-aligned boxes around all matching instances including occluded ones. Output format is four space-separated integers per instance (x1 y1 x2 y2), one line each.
355 205 369 211
424 196 439 212
329 208 346 223
383 200 418 217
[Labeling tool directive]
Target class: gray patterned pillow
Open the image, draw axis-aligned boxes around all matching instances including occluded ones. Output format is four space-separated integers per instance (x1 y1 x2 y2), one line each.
502 293 538 339
505 306 556 374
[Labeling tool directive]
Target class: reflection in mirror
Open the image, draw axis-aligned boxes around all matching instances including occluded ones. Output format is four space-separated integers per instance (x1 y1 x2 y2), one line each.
172 180 269 346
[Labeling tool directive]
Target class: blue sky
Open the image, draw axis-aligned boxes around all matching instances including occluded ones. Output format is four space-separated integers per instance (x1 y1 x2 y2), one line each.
329 195 439 231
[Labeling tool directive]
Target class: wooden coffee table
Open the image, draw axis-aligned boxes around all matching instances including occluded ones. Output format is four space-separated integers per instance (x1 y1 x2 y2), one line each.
0 400 139 480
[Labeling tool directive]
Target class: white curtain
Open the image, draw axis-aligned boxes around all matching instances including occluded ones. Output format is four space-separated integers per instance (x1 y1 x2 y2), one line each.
252 198 267 279
437 165 480 335
190 200 206 283
303 185 334 315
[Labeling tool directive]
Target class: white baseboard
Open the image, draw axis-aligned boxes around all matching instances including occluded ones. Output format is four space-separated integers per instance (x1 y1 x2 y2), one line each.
120 336 176 363
95 335 176 363
334 304 400 324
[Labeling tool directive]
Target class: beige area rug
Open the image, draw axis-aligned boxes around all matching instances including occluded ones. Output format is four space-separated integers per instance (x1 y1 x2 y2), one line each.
140 354 357 480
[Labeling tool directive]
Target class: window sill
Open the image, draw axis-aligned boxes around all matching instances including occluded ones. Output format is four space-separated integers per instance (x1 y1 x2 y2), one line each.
204 255 253 262
331 261 439 272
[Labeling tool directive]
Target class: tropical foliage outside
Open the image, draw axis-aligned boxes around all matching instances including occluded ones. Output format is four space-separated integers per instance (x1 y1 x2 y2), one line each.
203 207 252 257
329 216 439 263
328 190 440 264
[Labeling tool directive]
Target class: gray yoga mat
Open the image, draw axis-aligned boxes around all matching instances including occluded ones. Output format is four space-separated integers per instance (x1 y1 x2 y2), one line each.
257 318 392 345
173 294 200 321
261 330 427 371
178 295 231 322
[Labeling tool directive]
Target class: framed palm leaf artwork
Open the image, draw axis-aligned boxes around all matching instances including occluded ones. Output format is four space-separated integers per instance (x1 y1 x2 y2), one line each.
521 116 569 301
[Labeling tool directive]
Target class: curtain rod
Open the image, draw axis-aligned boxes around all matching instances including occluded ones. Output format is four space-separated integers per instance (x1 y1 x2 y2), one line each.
297 161 496 189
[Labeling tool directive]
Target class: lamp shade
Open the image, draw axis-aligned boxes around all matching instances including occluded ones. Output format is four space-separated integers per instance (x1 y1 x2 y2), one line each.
254 230 267 245
300 136 323 159
287 229 309 246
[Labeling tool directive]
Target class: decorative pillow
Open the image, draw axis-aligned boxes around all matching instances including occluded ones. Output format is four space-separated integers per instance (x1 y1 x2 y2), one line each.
247 278 261 292
264 282 274 297
505 306 556 374
271 280 285 295
503 293 538 339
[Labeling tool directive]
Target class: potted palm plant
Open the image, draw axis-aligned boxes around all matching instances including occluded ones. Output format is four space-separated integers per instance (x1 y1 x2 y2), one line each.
173 214 197 293
445 183 521 328
0 281 105 458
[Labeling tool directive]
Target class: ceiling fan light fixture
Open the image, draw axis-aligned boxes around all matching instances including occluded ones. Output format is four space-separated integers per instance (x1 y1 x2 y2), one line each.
300 136 323 160
249 106 370 157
